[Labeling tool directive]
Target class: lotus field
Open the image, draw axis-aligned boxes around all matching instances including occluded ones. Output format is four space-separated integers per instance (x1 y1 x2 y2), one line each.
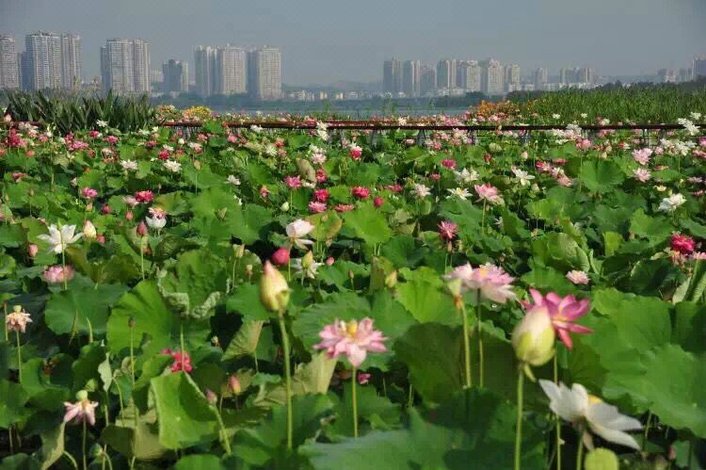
1 113 706 470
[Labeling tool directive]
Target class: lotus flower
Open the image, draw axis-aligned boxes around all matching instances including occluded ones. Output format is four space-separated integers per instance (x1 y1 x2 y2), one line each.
5 305 32 333
37 224 83 254
444 263 516 304
314 317 387 367
539 380 642 450
63 391 99 426
512 305 555 373
523 289 592 349
286 219 314 249
42 265 75 284
438 220 458 242
671 233 696 255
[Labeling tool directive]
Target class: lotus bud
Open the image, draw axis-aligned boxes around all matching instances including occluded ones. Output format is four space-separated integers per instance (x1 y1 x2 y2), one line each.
205 389 217 405
271 247 290 266
385 270 398 289
260 261 289 313
228 375 242 395
511 306 555 379
83 220 97 239
28 244 38 258
233 244 245 259
301 250 314 269
125 210 134 221
280 201 290 212
76 389 89 401
136 221 148 237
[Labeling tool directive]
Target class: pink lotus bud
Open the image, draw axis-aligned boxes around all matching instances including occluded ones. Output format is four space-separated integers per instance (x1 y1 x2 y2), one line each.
205 389 217 405
101 204 112 215
28 244 39 258
228 375 242 395
125 210 134 221
271 247 291 266
136 221 148 237
373 196 384 208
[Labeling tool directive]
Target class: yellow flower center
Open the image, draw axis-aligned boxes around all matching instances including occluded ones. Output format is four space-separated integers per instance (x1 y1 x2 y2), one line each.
588 394 602 406
345 320 358 337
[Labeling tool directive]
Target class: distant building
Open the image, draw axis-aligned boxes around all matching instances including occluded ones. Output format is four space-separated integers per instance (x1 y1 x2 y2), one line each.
419 64 437 96
100 38 151 95
692 57 706 79
247 46 281 101
533 67 548 90
657 68 677 83
60 33 81 89
0 35 20 89
457 60 481 92
481 59 504 95
383 58 402 95
504 64 521 92
575 67 595 84
162 59 188 93
24 32 63 90
216 46 247 95
194 46 216 97
436 58 457 90
402 59 420 97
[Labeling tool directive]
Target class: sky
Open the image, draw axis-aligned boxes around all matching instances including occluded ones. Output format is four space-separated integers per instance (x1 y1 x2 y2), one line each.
1 0 705 86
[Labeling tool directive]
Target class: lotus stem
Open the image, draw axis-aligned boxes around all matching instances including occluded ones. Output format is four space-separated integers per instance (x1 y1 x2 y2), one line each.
352 366 359 438
514 365 525 470
277 311 293 450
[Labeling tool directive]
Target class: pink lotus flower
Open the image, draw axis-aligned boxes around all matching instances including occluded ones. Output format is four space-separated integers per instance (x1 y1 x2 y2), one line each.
315 169 327 183
134 190 154 204
63 391 99 426
373 196 384 208
566 270 590 285
474 183 503 205
671 233 696 255
313 189 330 202
259 186 270 199
633 168 651 182
308 201 327 213
81 187 98 199
42 265 75 284
162 349 193 373
284 176 302 189
522 289 592 349
438 220 458 242
335 204 355 213
105 135 119 145
5 305 32 333
349 144 363 160
314 318 387 367
445 263 516 304
351 186 370 199
441 159 457 169
357 372 371 385
632 148 653 166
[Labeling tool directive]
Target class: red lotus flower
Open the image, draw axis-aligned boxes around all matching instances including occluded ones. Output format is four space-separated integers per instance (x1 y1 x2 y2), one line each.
671 233 696 255
162 349 193 373
438 220 458 242
351 186 370 199
271 247 291 266
313 189 330 202
373 196 384 208
522 289 592 349
134 190 154 204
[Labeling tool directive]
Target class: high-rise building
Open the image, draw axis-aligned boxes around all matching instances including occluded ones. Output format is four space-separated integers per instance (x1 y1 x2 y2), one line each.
504 64 521 92
60 34 81 89
657 68 677 83
162 59 188 93
436 58 457 90
383 58 402 95
402 59 420 97
247 46 281 101
481 59 504 95
0 35 20 90
194 46 216 97
420 65 437 96
693 57 706 79
216 45 247 95
457 60 481 92
100 38 151 95
25 32 62 90
533 67 548 90
575 66 594 84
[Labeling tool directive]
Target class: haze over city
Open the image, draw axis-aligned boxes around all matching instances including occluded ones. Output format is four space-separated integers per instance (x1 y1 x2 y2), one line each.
1 0 705 86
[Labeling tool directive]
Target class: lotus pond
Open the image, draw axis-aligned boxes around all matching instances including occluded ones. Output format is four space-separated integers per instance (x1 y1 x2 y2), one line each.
0 115 705 469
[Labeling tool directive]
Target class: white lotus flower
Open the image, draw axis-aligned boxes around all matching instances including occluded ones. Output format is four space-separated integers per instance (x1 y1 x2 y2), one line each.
511 167 535 187
539 380 642 450
163 160 182 173
447 187 471 200
120 159 138 171
226 175 241 186
250 125 263 133
412 183 432 199
145 207 167 230
37 224 83 254
658 193 686 213
286 219 314 249
96 120 108 128
454 168 479 184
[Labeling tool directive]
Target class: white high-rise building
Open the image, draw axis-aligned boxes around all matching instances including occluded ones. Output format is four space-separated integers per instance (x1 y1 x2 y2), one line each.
25 32 63 90
60 34 81 89
402 59 421 97
0 35 20 90
383 58 402 95
533 67 548 91
248 46 281 101
100 38 150 95
504 64 521 92
216 45 247 95
693 57 706 79
458 60 481 92
436 58 457 90
481 59 504 95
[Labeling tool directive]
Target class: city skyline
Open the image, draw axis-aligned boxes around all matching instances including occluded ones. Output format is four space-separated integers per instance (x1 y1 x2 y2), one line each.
1 0 704 86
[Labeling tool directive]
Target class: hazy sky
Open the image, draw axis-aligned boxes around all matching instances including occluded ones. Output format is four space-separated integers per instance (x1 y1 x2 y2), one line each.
1 0 705 85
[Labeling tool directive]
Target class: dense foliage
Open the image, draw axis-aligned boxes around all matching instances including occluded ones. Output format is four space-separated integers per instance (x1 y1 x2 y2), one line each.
0 114 705 469
509 79 706 123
